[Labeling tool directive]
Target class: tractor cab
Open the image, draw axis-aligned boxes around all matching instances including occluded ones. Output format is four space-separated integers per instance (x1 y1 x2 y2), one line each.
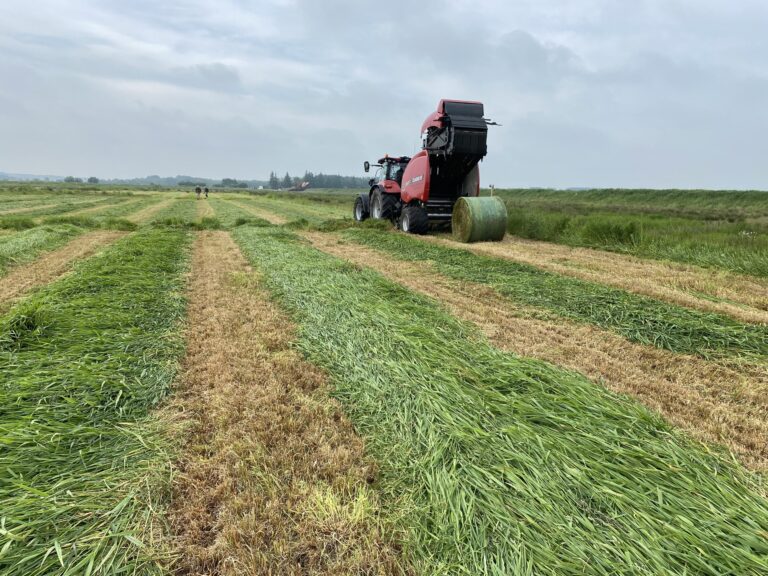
366 156 410 187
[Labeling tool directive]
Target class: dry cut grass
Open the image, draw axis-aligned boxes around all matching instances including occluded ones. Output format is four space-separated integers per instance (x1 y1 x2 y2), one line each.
307 232 768 471
0 230 125 313
427 235 768 324
166 231 404 575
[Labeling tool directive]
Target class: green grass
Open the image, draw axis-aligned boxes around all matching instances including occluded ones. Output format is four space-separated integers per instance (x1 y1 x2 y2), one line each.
147 197 198 225
0 226 83 274
234 194 349 223
0 216 37 230
493 189 768 276
207 197 252 227
0 228 190 575
493 188 768 220
232 224 768 575
10 198 120 220
41 215 137 231
342 228 768 362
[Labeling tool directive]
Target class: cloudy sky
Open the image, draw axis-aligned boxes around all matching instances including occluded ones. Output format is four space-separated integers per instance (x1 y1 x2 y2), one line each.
1 0 766 188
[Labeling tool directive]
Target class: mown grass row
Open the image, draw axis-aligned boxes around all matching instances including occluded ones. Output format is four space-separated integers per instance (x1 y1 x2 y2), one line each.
147 196 199 225
0 226 85 275
0 229 190 575
235 194 347 223
208 196 259 227
7 197 119 220
0 196 61 213
342 228 768 362
232 224 768 575
0 214 141 277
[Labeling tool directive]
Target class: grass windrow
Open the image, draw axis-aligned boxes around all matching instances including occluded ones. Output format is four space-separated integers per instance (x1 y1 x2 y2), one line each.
0 228 191 575
343 227 768 362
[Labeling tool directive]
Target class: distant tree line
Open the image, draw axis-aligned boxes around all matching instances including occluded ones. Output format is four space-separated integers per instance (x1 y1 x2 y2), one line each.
267 171 367 190
220 178 250 188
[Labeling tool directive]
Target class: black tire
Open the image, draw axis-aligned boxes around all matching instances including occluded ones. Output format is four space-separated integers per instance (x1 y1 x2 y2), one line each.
400 204 429 234
371 189 398 220
354 196 369 221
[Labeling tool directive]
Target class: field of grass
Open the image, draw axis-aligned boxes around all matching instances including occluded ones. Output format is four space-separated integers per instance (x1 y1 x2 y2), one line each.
493 188 768 276
0 184 766 574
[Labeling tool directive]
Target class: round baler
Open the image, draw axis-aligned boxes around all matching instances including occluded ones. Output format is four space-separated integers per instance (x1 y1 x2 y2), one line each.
356 99 507 243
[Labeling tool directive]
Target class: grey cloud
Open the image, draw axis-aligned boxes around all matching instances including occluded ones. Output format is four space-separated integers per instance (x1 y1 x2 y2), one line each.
0 0 767 188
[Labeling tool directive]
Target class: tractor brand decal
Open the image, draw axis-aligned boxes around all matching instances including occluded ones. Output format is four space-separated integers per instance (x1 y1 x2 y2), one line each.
404 175 424 188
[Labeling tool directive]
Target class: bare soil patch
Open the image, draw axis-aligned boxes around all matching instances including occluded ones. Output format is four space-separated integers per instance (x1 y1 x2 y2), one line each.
423 235 768 324
307 232 768 471
0 231 125 313
167 231 403 575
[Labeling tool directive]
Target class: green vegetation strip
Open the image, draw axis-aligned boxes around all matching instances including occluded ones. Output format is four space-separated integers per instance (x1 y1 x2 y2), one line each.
0 229 190 574
146 196 198 225
232 225 768 575
494 188 768 219
493 189 768 276
236 194 348 223
208 197 256 227
343 228 768 361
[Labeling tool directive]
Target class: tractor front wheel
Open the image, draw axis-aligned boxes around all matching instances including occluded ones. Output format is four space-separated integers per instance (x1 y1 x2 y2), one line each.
371 189 397 221
354 196 368 221
400 204 428 234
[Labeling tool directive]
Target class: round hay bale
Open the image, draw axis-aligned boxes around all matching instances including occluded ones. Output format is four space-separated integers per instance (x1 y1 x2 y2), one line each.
451 196 508 243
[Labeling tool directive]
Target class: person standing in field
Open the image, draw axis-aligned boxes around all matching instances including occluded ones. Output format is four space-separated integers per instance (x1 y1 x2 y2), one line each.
195 185 201 199
204 186 209 198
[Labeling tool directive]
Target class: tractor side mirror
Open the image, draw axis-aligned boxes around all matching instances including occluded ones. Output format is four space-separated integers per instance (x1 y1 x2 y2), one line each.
363 161 370 173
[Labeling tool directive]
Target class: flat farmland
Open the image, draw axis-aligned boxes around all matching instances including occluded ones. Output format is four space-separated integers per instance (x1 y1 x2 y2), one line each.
1 183 767 575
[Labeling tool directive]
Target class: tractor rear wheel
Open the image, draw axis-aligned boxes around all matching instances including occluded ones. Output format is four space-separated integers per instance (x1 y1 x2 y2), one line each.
354 196 368 221
371 189 397 221
400 204 429 234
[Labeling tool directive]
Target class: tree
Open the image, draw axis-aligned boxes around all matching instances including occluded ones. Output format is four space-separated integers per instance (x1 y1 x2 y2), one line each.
87 176 99 184
268 171 279 190
64 176 83 183
281 172 292 189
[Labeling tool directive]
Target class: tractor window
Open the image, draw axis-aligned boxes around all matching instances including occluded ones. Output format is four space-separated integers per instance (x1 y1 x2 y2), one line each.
387 163 405 183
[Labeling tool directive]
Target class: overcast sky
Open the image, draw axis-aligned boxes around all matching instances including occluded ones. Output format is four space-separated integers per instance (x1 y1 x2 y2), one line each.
1 1 766 188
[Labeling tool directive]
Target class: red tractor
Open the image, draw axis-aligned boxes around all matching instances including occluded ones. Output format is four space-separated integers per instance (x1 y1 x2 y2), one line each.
354 99 507 241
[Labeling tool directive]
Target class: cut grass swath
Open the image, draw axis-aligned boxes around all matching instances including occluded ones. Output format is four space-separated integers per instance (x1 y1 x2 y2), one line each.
343 227 768 362
0 229 190 575
233 224 768 576
0 226 82 275
147 196 199 226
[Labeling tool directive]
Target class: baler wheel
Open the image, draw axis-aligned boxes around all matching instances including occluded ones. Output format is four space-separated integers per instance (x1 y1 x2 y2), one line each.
371 189 397 221
400 205 428 234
